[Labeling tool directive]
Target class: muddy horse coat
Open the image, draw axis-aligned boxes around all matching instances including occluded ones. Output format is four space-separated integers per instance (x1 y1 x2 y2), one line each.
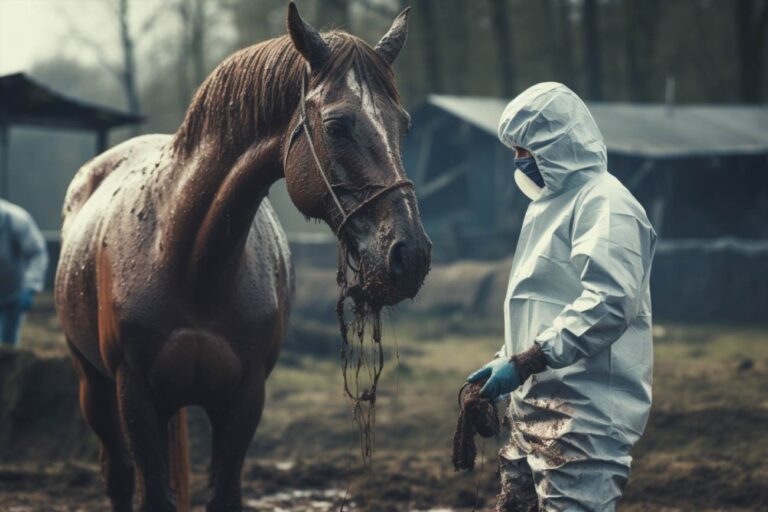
55 4 430 511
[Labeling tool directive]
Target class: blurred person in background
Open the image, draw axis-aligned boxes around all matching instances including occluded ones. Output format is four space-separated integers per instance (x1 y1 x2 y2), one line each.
467 82 657 511
0 199 48 348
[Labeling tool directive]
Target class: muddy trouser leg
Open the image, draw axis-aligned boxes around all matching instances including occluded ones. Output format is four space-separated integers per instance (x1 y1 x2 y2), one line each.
497 450 539 512
530 441 631 512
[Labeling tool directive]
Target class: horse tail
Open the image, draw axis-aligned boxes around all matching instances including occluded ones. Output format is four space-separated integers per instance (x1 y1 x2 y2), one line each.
168 408 190 512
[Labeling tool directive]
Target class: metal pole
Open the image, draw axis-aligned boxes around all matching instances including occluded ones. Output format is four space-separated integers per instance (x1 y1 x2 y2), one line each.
0 107 9 200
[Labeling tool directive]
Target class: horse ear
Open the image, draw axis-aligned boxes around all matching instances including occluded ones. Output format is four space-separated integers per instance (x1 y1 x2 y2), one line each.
286 1 331 70
374 7 411 66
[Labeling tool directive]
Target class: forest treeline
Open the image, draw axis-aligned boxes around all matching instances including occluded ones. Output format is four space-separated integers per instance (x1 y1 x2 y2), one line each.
29 0 768 137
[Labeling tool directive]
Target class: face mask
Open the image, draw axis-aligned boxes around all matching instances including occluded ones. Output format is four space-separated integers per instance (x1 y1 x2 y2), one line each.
514 156 545 188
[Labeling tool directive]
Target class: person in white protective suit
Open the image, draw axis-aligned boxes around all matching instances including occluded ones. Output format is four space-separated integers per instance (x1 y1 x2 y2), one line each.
0 199 48 347
467 82 657 512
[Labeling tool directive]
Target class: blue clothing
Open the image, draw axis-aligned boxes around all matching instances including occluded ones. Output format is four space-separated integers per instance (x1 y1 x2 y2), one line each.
514 156 545 188
467 357 522 400
0 199 48 304
0 199 47 347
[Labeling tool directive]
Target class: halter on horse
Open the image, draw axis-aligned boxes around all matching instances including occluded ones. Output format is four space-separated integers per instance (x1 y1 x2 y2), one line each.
284 73 414 237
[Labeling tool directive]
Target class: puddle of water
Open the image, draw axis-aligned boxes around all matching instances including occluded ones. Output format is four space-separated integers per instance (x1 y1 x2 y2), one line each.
275 460 295 471
244 488 352 511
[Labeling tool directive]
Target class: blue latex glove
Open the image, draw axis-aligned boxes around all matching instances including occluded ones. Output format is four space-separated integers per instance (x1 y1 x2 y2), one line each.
18 288 36 312
467 358 522 400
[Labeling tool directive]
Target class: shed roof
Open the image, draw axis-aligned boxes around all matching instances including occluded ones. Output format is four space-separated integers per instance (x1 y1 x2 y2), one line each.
428 95 768 158
0 73 142 131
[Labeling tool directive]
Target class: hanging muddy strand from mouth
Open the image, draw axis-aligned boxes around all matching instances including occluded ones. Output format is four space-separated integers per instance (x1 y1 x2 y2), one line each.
336 242 384 464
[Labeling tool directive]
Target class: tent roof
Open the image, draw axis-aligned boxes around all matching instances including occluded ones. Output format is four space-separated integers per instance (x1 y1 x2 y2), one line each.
427 95 768 158
0 73 142 131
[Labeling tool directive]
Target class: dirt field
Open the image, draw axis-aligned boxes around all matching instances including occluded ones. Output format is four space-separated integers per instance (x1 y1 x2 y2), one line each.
1 295 767 511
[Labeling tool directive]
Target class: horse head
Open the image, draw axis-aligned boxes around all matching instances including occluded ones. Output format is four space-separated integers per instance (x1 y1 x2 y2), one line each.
282 2 431 307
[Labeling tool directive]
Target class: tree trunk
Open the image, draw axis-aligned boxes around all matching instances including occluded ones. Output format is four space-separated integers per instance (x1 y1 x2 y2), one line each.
176 1 192 111
623 0 661 102
582 0 602 100
440 0 470 94
117 0 141 132
543 0 575 89
735 0 768 103
175 0 207 110
624 0 639 100
190 0 206 87
489 0 516 97
414 0 443 94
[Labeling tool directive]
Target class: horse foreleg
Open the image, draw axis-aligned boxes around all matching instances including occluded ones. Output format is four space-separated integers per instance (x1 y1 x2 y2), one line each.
206 367 266 512
116 365 176 512
70 343 134 512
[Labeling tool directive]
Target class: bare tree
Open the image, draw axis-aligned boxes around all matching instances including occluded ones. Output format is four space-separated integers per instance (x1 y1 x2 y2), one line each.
175 0 207 110
413 0 443 94
623 0 661 102
542 0 575 87
582 0 602 100
190 0 206 87
61 0 166 133
117 0 141 121
735 0 768 103
489 0 517 97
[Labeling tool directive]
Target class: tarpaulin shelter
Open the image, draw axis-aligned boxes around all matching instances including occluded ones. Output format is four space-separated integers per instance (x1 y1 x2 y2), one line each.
403 95 768 322
0 72 142 199
0 73 142 289
405 95 768 257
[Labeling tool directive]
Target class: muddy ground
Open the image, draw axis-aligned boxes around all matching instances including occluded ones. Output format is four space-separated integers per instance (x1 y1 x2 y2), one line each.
1 295 767 511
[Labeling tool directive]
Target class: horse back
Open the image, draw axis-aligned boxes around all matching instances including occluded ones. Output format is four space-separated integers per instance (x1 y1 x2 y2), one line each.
61 135 170 237
56 134 294 381
56 135 173 374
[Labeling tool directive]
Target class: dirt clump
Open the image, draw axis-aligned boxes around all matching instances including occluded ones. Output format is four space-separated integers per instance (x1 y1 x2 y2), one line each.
452 380 500 471
495 474 538 512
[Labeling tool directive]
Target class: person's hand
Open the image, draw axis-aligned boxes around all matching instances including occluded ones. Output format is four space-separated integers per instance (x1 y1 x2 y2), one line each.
18 288 36 312
467 358 522 400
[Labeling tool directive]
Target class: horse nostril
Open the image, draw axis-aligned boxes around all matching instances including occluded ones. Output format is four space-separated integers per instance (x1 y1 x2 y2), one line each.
388 240 407 278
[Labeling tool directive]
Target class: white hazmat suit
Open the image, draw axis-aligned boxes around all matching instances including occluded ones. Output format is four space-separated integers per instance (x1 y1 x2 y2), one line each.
0 199 48 346
0 199 47 304
496 83 657 511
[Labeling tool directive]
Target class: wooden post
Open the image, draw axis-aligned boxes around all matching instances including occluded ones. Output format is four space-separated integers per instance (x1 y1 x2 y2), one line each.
0 107 9 200
96 128 108 154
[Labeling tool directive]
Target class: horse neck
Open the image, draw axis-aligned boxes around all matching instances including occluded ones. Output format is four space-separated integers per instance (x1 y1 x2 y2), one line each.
165 133 285 293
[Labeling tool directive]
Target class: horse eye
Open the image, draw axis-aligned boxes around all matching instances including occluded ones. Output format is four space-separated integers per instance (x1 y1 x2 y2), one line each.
324 118 352 139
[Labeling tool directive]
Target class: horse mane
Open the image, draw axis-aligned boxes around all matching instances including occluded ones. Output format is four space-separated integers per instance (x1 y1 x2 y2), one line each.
172 31 400 163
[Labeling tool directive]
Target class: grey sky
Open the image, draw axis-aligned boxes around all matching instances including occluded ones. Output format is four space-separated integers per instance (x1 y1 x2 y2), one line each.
0 0 235 78
0 0 318 235
3 0 125 74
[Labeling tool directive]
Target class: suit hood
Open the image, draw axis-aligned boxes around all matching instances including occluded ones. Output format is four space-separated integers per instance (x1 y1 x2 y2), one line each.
498 82 607 196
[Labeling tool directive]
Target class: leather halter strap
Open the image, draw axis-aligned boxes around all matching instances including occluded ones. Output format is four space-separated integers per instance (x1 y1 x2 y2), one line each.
284 75 413 236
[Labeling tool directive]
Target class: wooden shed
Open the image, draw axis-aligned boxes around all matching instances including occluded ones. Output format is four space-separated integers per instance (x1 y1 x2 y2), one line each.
0 72 142 200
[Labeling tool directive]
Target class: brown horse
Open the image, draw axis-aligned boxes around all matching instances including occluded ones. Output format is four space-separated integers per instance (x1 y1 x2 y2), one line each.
54 3 431 511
